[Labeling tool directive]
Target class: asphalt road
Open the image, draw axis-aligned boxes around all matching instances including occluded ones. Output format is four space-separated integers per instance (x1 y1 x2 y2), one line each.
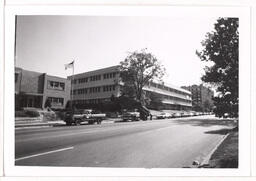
15 115 236 168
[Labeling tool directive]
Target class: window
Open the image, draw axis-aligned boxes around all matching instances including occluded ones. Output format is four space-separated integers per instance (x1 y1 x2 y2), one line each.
47 97 64 106
15 73 18 83
103 85 116 92
72 90 77 95
47 81 65 91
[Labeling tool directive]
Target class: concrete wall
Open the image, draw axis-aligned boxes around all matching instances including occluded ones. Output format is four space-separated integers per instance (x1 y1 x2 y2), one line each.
18 69 45 94
43 75 71 109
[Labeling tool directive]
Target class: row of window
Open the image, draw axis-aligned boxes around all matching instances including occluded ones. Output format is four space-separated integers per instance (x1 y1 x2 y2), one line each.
148 82 191 97
149 91 191 104
162 94 192 104
103 72 116 79
47 81 65 91
74 98 109 105
103 85 116 92
73 72 117 84
73 85 116 95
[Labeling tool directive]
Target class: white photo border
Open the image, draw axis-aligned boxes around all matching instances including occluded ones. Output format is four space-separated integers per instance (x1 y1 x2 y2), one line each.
4 5 251 176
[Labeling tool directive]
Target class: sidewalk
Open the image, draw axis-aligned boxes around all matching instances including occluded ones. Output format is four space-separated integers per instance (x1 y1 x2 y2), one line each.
15 118 66 129
15 117 121 129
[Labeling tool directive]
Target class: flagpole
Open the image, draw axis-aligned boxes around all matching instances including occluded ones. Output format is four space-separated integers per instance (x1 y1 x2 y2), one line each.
71 61 74 111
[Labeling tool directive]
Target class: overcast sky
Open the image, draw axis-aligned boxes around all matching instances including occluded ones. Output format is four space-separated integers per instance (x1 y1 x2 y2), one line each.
15 15 217 87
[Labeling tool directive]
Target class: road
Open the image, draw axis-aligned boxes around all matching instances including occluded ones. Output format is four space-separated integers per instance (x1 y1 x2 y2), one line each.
15 115 236 168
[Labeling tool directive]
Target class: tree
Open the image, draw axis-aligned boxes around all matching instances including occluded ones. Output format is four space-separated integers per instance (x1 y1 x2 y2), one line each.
44 98 52 109
196 18 238 117
146 92 164 110
202 99 213 112
119 49 165 104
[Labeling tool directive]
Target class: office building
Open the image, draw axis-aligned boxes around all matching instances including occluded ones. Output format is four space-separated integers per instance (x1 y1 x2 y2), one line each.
69 66 192 110
15 67 71 109
181 84 214 112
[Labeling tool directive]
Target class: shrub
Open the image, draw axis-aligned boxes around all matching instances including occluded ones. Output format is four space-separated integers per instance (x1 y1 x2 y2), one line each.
15 110 28 117
25 110 40 117
15 109 41 117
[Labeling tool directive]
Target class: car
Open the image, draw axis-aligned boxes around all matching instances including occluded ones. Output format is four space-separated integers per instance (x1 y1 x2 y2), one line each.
173 112 181 118
189 112 196 116
156 112 172 119
64 109 106 125
122 109 140 121
223 113 230 118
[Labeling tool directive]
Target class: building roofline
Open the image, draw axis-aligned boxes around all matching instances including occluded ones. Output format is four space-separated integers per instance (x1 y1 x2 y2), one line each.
150 80 191 95
69 65 120 78
15 67 68 80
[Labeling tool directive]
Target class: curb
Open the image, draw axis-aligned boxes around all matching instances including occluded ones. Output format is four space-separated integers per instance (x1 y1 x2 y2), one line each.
200 133 230 166
15 120 116 130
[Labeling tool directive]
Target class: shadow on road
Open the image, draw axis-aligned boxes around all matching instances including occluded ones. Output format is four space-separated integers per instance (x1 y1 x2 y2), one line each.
204 128 235 135
173 117 237 128
53 123 90 127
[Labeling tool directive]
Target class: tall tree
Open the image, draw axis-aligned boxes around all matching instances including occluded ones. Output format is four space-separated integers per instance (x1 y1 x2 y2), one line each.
196 18 238 117
119 49 165 103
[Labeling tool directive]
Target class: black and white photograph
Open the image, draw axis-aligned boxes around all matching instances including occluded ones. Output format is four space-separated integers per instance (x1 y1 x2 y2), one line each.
2 5 251 177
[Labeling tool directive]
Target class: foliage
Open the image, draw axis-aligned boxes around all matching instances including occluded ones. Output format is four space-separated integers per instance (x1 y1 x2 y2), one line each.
202 99 213 112
196 18 238 117
44 98 52 108
25 110 40 117
146 92 164 110
119 49 165 103
15 110 40 117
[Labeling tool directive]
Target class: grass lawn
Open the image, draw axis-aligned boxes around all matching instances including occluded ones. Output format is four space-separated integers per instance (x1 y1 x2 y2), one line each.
207 129 238 168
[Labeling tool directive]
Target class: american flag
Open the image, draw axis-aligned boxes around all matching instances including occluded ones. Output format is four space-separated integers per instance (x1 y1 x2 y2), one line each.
65 61 74 70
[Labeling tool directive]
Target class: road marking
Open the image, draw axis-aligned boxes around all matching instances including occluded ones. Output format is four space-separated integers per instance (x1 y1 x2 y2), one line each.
15 146 74 161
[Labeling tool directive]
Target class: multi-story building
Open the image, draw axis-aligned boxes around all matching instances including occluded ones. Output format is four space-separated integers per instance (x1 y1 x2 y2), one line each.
181 84 214 112
69 66 192 110
15 67 71 109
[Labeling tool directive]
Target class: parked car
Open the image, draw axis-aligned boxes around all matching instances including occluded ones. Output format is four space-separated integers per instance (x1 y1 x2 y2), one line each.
189 112 196 116
156 112 172 119
173 112 181 118
122 109 140 121
64 109 106 125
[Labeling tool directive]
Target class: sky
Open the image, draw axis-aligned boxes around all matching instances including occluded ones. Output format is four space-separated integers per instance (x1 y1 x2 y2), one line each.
15 15 217 87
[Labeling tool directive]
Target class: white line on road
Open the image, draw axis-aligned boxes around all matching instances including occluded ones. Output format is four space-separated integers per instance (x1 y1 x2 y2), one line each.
15 146 74 161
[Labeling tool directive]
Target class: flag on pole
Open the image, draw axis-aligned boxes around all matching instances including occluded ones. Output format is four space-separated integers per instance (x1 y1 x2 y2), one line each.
65 61 74 70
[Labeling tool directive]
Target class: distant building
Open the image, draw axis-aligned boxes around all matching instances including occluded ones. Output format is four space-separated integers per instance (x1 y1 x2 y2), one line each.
69 65 192 111
15 67 71 109
181 84 214 112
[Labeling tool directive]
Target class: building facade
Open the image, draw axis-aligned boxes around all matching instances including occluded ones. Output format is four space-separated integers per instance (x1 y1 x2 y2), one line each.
15 67 71 109
69 66 192 110
181 84 214 112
